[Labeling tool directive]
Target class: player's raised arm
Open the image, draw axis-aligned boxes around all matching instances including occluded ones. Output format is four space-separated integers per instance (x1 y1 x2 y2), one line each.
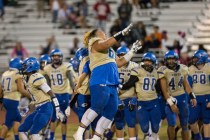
116 40 142 68
89 24 133 52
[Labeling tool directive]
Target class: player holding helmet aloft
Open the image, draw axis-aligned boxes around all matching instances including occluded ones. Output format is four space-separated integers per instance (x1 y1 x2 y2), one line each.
120 52 161 140
43 49 75 140
18 57 65 140
188 50 210 140
73 24 142 140
0 58 30 140
158 50 197 140
114 46 139 140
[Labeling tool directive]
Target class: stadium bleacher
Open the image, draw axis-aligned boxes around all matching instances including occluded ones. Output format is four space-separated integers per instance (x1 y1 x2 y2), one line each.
0 0 210 73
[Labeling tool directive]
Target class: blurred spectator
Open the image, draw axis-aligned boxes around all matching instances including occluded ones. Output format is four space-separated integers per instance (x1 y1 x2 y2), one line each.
40 35 59 55
132 21 147 41
10 41 29 60
180 51 190 66
161 30 169 52
118 0 133 28
0 0 4 20
68 37 83 55
167 40 182 57
93 0 111 31
151 0 159 8
144 33 161 49
51 0 60 23
109 19 122 36
57 3 72 29
198 44 207 52
75 0 89 28
144 25 162 48
132 0 140 15
37 0 46 18
138 0 150 9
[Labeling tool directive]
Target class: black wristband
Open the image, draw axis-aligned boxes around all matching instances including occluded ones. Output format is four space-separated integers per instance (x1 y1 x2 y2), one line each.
113 31 123 41
189 92 196 99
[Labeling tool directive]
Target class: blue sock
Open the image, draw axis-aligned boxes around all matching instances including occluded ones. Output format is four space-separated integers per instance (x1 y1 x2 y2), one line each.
50 132 54 140
0 138 4 140
203 137 210 140
14 135 19 140
194 133 201 140
62 134 66 140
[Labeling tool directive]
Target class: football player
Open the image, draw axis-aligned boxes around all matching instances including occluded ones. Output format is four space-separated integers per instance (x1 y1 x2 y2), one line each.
120 52 161 140
39 54 51 75
158 50 197 140
18 57 65 140
188 50 210 140
0 58 29 140
73 25 142 140
115 46 139 140
43 49 75 140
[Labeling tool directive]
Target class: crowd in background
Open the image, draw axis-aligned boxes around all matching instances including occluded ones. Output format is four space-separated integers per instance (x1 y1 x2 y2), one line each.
1 0 207 67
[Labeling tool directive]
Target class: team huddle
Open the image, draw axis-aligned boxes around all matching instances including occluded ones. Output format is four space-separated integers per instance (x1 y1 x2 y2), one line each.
0 24 210 140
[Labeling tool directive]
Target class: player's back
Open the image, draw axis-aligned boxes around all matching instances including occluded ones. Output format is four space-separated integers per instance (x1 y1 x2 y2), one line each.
1 69 22 101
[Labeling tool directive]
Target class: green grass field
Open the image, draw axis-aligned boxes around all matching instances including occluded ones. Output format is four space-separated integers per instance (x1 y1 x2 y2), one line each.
0 110 184 140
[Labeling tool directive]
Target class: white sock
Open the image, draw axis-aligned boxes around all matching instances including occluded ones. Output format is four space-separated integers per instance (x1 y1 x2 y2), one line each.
129 137 136 140
81 108 98 126
77 126 86 135
151 132 159 140
148 121 152 135
117 138 124 140
19 132 29 140
92 135 101 140
95 116 112 135
107 120 113 129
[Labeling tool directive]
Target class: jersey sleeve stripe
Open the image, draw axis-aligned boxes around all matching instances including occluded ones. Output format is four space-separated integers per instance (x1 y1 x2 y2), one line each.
157 72 164 74
33 77 44 84
132 69 138 74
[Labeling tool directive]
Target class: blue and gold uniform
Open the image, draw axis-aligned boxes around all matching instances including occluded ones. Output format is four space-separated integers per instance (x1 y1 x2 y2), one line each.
44 62 74 122
88 37 119 120
158 64 189 127
188 60 210 125
1 69 22 129
115 61 138 130
19 73 53 134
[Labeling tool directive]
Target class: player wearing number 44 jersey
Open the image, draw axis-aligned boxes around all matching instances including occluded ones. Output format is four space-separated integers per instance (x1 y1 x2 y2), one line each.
120 52 161 140
188 50 210 140
43 49 76 140
158 50 197 140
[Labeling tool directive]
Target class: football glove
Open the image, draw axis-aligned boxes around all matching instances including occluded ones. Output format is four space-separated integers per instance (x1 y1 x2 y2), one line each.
128 98 137 111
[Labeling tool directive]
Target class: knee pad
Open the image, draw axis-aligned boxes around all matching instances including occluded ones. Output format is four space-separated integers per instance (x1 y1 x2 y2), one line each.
31 134 42 140
19 132 29 140
82 108 98 127
95 116 112 135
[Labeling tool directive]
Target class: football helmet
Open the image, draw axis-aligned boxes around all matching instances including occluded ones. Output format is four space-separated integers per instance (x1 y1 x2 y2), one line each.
164 50 179 69
50 49 63 65
9 58 23 70
142 52 156 72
